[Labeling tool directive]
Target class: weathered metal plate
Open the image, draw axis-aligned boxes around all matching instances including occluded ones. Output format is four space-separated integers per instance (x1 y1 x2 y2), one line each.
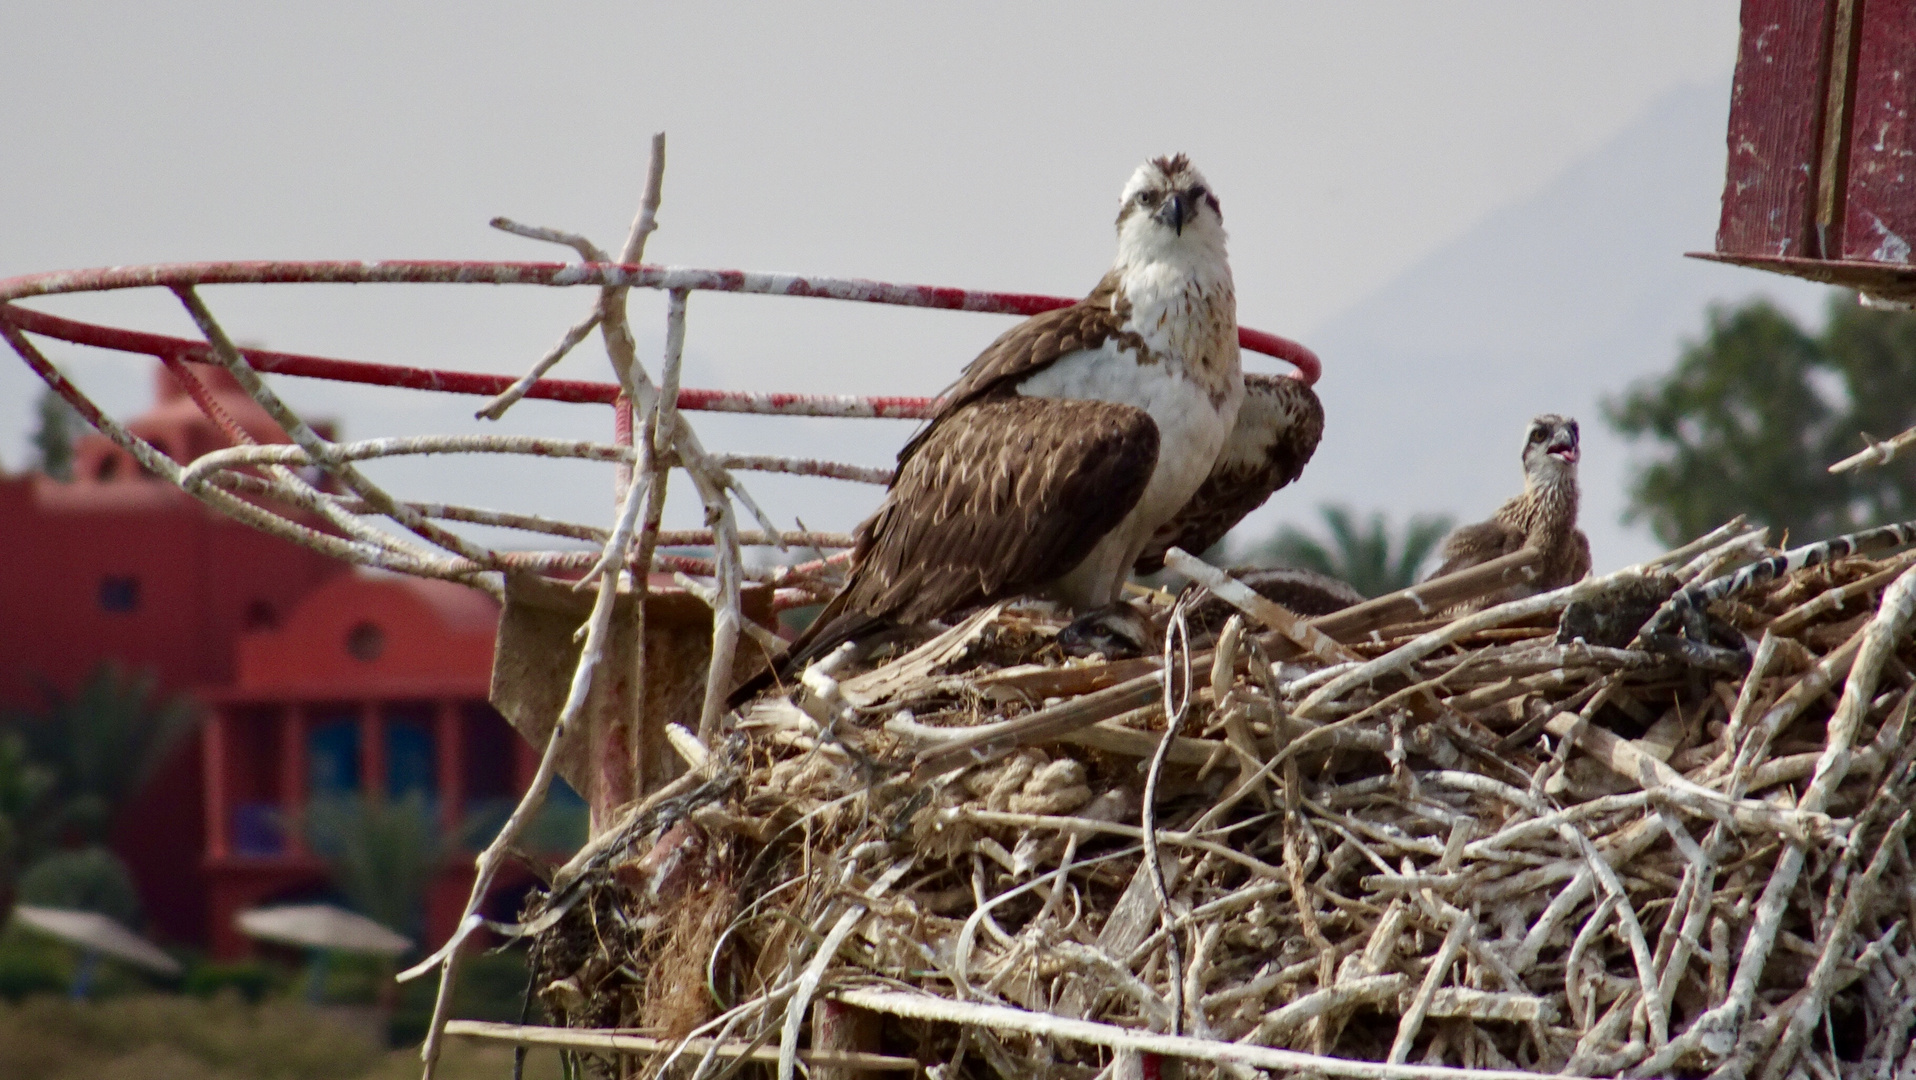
1718 0 1837 259
1841 0 1916 264
490 572 774 831
1689 249 1916 303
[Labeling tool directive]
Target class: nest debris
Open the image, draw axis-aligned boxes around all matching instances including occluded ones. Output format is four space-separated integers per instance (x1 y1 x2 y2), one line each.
516 519 1916 1079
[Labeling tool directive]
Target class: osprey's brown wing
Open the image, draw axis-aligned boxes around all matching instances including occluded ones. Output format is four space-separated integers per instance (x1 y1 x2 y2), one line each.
898 272 1128 462
1135 373 1324 573
778 396 1159 674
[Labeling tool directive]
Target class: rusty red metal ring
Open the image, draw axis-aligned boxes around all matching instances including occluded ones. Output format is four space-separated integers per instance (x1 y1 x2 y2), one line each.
0 260 1320 410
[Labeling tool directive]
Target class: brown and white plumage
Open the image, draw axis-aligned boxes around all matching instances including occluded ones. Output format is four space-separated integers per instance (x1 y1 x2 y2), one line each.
739 155 1243 695
1135 371 1323 573
1429 413 1591 609
821 396 1160 633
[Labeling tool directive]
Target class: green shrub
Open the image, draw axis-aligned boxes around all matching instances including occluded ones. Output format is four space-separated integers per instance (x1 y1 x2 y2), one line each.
17 846 141 925
182 960 275 1004
0 994 561 1080
390 945 531 1047
0 927 66 1000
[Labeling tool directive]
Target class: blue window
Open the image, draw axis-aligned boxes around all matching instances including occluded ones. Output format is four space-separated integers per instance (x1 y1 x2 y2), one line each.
385 717 436 801
307 716 361 797
98 576 139 612
231 802 285 856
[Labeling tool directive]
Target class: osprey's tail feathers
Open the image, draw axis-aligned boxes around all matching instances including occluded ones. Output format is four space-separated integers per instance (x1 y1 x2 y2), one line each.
722 589 886 708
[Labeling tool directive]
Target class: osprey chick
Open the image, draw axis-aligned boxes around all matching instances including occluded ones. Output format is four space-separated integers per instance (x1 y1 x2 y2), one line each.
1428 413 1591 610
742 155 1243 696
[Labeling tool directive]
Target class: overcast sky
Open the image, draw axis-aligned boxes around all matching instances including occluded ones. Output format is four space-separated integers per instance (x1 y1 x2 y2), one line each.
1 2 1770 564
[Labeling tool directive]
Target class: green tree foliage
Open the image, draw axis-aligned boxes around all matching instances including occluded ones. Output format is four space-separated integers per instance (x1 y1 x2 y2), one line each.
30 389 83 481
16 847 141 926
1607 294 1916 547
1245 505 1454 598
0 734 53 922
305 792 443 939
460 783 588 857
0 664 195 925
5 663 198 848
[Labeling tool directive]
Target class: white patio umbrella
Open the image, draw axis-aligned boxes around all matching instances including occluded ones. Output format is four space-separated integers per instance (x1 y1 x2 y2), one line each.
236 903 413 957
9 904 183 975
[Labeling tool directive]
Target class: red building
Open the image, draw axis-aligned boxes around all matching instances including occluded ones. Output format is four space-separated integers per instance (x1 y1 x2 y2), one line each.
0 362 346 710
2 360 532 955
202 571 532 958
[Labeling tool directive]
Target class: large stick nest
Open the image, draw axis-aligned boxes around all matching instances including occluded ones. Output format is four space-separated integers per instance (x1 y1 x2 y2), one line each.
519 521 1916 1079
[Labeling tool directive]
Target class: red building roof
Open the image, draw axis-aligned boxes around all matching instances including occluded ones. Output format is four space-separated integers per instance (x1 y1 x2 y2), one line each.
226 573 499 700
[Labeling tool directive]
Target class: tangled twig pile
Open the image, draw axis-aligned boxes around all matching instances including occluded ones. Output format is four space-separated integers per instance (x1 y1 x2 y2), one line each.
486 516 1916 1080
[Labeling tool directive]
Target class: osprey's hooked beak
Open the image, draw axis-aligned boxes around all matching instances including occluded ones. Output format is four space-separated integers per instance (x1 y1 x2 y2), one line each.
1155 190 1193 235
1546 432 1580 465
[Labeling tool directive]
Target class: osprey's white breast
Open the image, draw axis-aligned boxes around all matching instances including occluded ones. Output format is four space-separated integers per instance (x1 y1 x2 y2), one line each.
1013 278 1242 607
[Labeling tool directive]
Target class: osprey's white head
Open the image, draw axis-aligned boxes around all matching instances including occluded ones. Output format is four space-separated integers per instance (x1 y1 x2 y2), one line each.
1114 154 1228 272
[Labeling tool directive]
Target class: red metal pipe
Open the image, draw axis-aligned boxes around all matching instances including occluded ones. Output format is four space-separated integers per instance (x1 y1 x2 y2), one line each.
0 259 1321 386
2 303 625 405
2 303 941 419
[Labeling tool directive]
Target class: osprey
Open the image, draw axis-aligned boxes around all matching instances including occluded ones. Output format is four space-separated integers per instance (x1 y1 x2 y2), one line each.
1429 413 1591 610
1134 370 1323 574
742 155 1245 695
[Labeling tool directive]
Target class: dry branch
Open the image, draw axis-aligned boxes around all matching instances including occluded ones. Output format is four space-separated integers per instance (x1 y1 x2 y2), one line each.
491 525 1916 1079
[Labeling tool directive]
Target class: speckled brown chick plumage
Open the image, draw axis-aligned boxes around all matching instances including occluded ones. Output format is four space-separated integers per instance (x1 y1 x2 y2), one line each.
1429 413 1591 610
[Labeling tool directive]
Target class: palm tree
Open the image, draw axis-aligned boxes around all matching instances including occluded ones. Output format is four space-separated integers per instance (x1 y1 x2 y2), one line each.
0 663 196 926
304 791 443 939
301 792 444 1013
6 662 198 848
0 732 53 924
1248 505 1454 598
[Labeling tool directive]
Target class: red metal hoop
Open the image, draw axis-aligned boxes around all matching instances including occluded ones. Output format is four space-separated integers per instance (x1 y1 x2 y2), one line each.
0 259 1318 419
0 258 1320 601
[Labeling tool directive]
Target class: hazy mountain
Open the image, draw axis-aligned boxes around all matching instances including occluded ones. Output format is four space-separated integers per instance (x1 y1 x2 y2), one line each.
1237 78 1834 570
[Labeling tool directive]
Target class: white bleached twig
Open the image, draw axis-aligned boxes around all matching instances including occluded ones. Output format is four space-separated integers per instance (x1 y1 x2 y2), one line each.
1828 423 1916 474
1680 562 1916 1066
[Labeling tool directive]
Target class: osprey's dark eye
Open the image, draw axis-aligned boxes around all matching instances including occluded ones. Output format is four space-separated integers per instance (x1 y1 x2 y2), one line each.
1188 185 1207 201
1138 190 1160 206
1528 428 1544 443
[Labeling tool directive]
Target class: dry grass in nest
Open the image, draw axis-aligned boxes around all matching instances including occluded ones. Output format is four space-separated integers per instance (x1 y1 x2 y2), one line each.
499 519 1916 1079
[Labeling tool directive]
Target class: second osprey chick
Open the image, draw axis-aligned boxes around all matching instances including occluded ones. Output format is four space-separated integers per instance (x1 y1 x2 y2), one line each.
1429 413 1591 609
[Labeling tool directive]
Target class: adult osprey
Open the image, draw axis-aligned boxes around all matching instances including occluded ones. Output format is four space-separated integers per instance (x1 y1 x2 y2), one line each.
743 155 1246 695
1134 371 1323 574
1429 413 1591 610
